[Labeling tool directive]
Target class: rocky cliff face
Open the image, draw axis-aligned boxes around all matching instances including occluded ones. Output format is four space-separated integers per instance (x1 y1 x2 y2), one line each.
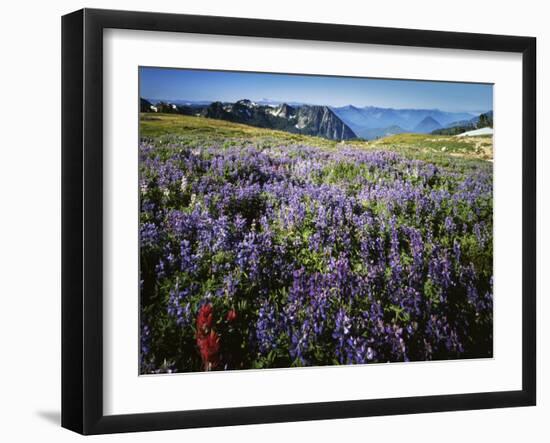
295 106 356 140
200 100 356 140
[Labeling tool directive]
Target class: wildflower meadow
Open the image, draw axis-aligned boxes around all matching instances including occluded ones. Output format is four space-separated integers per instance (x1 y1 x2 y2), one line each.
139 116 493 373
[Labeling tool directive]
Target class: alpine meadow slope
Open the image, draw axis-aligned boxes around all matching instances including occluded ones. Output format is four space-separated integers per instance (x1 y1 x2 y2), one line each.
138 113 494 373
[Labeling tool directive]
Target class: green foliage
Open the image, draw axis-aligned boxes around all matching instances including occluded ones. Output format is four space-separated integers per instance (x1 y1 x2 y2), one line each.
139 113 493 373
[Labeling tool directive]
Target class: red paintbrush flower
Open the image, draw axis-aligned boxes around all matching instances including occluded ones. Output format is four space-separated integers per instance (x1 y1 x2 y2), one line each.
196 304 221 370
196 303 213 335
226 309 237 322
197 330 220 370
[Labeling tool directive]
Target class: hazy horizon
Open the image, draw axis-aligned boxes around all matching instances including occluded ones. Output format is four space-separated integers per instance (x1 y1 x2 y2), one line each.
140 67 493 114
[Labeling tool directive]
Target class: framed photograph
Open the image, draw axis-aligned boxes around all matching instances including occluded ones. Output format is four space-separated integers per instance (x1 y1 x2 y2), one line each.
62 8 536 435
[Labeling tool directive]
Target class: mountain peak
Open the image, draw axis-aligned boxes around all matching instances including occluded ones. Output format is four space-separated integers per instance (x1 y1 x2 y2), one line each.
236 99 255 107
268 103 296 119
413 116 442 133
340 104 360 111
196 99 355 140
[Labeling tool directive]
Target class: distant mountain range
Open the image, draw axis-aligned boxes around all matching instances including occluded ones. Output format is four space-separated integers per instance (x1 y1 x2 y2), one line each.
330 105 483 138
140 98 492 141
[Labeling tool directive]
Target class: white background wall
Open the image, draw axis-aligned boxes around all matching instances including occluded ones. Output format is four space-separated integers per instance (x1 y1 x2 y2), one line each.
0 0 546 441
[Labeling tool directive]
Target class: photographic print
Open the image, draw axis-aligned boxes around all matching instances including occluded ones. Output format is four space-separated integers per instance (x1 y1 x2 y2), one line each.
138 67 494 374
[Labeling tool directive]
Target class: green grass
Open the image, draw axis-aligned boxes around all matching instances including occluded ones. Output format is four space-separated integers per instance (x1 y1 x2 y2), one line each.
140 113 493 163
140 113 341 149
371 133 493 160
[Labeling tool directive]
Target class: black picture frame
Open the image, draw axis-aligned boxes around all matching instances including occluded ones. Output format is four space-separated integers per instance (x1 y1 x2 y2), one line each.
62 8 536 435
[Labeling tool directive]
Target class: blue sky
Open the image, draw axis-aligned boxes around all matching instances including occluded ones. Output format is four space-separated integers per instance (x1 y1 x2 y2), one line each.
140 67 493 113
